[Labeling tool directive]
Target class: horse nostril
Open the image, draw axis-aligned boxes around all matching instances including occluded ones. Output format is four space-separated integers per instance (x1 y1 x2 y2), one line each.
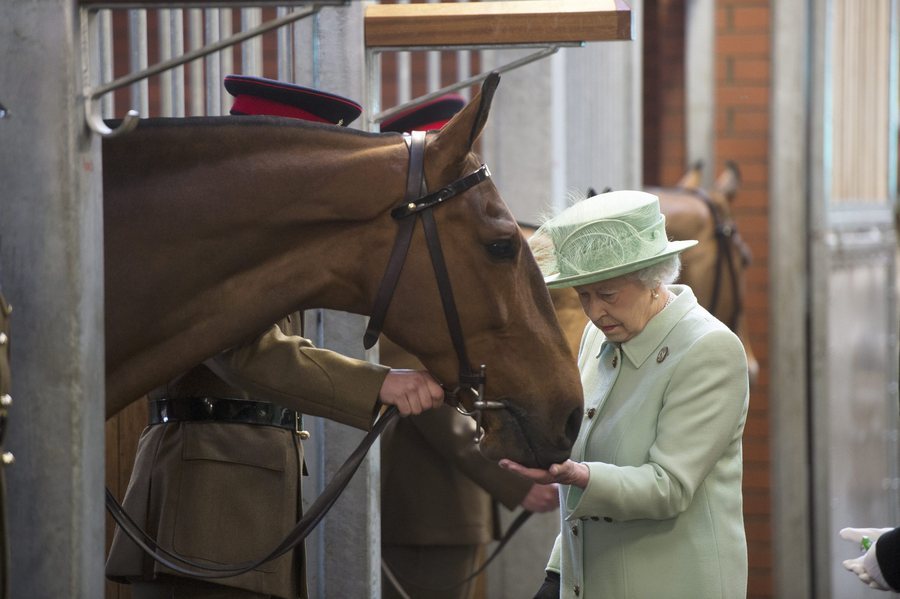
565 407 582 446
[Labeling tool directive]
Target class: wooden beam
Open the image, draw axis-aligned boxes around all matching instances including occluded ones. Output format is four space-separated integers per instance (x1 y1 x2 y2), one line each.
365 0 632 49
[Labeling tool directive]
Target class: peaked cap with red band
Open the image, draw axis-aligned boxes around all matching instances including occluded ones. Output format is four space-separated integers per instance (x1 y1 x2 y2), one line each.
380 93 466 133
224 74 362 126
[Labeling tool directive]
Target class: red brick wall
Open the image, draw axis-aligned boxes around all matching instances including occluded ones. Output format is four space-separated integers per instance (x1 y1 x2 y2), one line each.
644 1 773 597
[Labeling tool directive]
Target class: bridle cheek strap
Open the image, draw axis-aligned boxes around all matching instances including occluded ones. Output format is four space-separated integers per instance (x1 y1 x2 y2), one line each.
363 131 426 350
363 130 489 401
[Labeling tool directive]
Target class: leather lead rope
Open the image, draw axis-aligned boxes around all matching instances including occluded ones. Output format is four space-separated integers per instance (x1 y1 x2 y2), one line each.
382 509 532 595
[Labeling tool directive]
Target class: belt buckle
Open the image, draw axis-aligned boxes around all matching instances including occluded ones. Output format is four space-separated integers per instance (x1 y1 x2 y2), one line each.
295 413 310 440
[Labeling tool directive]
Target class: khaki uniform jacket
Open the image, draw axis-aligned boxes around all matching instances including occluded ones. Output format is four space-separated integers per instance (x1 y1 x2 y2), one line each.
548 285 749 599
106 316 389 599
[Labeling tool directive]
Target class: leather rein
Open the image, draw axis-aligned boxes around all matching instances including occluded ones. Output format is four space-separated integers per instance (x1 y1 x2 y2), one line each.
105 129 508 578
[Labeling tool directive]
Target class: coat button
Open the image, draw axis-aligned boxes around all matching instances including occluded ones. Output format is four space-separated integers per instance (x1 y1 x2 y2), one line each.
611 355 618 368
571 524 578 536
586 408 596 419
298 430 311 440
603 516 613 522
574 585 580 596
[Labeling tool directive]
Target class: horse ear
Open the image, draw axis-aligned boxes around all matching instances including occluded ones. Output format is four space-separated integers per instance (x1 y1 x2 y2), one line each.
430 72 500 164
676 160 704 190
715 161 741 202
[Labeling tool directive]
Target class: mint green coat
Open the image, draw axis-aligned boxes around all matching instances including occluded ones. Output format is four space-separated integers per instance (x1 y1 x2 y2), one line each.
548 285 749 599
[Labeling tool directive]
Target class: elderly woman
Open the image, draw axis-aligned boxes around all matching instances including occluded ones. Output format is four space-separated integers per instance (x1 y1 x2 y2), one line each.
501 190 749 599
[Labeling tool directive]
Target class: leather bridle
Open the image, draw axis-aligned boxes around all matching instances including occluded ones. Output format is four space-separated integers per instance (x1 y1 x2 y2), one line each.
684 188 751 332
364 130 506 438
105 129 509 577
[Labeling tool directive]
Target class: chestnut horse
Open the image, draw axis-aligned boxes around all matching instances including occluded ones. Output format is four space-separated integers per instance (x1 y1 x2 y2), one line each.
101 74 582 469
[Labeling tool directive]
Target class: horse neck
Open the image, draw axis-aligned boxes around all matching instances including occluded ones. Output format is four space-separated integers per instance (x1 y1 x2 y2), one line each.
151 120 401 305
103 119 408 411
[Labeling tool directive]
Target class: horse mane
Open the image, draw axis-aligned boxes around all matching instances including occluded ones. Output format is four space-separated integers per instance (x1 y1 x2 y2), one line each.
107 114 391 139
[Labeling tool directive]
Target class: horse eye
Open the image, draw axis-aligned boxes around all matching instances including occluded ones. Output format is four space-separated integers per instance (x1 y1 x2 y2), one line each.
486 240 516 260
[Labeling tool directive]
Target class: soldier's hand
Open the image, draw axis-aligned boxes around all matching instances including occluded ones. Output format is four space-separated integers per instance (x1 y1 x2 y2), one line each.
520 483 559 513
379 369 444 416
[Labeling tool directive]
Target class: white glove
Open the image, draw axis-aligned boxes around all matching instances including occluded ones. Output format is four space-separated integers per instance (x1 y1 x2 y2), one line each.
840 527 894 591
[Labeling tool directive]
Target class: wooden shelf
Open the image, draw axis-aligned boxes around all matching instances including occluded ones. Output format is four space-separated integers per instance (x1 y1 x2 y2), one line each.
365 0 632 49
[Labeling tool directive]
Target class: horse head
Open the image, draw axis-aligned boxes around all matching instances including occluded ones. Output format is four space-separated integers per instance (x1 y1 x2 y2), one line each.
373 74 584 468
102 74 583 469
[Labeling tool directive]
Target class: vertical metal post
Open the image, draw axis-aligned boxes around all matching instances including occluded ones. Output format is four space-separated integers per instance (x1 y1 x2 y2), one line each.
128 9 150 116
205 9 222 116
685 0 715 188
770 1 813 596
188 9 205 116
304 4 380 597
0 2 105 597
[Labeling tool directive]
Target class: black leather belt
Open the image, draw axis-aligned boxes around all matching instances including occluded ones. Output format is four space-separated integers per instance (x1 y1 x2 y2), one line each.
149 397 301 433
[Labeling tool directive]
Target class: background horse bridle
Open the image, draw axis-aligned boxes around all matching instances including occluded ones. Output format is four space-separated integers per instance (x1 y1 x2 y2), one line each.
106 129 509 578
681 187 752 333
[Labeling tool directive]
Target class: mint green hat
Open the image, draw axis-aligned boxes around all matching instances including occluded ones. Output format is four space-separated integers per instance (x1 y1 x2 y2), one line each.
529 190 697 289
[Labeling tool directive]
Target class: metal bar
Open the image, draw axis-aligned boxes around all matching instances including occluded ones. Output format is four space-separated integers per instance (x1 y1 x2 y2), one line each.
371 41 582 54
86 4 319 99
99 9 114 116
128 9 150 115
81 0 346 8
276 6 293 80
373 45 565 123
219 8 234 114
187 8 204 115
242 7 264 74
205 8 222 115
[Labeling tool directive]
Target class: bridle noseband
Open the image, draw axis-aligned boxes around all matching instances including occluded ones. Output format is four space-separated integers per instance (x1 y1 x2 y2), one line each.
363 130 506 438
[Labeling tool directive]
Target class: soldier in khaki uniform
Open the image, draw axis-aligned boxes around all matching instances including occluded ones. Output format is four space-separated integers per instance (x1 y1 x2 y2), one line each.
105 76 445 599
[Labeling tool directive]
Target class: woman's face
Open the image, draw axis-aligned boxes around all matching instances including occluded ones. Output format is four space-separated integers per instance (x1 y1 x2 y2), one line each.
574 275 658 343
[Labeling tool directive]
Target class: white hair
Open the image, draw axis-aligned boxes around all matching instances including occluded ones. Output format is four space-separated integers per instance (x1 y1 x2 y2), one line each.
626 255 682 288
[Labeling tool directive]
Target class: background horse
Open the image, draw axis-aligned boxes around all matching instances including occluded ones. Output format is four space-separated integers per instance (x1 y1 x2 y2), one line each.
651 161 759 383
101 74 582 469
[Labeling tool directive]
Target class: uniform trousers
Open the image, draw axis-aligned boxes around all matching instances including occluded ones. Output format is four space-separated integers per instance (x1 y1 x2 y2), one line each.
382 544 485 599
131 576 273 599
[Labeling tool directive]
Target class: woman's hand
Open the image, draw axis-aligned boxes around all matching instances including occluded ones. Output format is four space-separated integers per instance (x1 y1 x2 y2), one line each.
499 458 590 489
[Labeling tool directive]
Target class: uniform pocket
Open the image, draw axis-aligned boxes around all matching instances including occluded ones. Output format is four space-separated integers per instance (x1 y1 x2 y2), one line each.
172 423 295 572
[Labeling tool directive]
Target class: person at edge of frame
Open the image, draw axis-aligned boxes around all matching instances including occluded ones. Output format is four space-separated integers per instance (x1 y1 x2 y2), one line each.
503 189 750 599
840 525 900 592
377 94 560 599
105 74 445 599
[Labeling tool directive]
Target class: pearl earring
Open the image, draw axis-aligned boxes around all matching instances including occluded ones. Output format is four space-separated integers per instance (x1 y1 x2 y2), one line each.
651 289 659 300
